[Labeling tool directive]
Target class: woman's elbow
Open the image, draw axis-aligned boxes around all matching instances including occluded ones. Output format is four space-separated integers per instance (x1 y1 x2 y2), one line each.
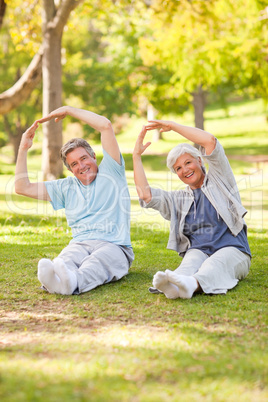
143 194 152 204
205 135 217 155
138 189 152 204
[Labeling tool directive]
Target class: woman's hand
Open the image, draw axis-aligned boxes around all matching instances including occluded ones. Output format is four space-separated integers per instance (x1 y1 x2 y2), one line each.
133 126 151 157
36 106 70 124
146 120 173 133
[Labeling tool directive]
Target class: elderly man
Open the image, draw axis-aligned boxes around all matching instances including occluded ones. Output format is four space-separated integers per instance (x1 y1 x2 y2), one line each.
15 106 134 295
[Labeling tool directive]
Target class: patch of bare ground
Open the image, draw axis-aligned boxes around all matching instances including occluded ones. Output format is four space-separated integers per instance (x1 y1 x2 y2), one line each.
0 299 137 336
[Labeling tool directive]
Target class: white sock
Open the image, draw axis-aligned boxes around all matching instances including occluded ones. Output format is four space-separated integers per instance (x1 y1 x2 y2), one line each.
152 271 180 299
165 270 198 299
53 258 78 295
38 258 78 295
38 258 61 294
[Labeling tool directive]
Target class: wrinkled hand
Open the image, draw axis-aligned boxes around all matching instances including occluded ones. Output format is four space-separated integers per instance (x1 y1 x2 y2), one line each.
146 120 172 133
36 106 69 124
133 126 151 157
20 121 39 150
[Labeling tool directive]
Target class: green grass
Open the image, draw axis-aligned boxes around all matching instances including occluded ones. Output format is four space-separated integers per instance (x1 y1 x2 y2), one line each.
0 98 267 401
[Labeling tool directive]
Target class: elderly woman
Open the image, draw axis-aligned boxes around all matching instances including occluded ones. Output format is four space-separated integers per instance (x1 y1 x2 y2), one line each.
133 120 251 299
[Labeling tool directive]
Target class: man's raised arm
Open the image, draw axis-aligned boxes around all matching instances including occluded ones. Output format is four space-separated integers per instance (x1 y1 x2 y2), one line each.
15 122 51 201
37 106 121 164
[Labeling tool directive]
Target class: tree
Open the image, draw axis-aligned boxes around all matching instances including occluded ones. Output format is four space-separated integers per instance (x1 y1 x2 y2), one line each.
0 50 43 116
41 0 83 179
0 0 43 116
0 0 82 179
0 1 43 159
139 0 268 128
0 0 6 29
1 0 144 174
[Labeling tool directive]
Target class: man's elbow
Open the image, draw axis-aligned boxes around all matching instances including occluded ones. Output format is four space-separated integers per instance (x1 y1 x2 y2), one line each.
15 180 21 195
15 183 25 196
15 180 30 197
101 118 113 131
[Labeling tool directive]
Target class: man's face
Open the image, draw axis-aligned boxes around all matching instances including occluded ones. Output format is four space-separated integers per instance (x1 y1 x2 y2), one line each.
66 147 98 185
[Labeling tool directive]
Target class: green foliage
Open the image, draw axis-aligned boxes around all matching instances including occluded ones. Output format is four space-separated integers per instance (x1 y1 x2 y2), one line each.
1 0 267 150
0 0 43 154
62 2 141 123
4 0 42 55
140 0 268 106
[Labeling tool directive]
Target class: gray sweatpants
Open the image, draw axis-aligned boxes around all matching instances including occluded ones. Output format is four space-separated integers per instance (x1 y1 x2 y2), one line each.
174 247 250 294
57 240 134 294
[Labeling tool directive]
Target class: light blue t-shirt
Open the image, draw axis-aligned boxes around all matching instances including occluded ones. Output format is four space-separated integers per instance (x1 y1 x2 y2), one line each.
45 149 132 247
183 188 251 256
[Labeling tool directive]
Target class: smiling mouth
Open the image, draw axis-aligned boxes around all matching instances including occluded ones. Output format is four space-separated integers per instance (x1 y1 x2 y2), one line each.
80 168 90 174
185 172 194 178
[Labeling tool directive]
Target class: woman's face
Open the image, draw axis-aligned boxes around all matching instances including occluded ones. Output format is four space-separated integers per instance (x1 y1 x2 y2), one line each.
173 153 205 189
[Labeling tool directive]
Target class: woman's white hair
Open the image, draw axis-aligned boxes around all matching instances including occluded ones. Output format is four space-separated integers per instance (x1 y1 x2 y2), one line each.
167 143 205 174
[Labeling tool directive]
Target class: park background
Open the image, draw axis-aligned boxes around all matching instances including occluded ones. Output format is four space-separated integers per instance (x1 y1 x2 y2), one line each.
0 1 267 401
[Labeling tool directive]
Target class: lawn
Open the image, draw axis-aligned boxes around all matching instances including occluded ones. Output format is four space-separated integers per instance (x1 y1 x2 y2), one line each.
0 98 267 401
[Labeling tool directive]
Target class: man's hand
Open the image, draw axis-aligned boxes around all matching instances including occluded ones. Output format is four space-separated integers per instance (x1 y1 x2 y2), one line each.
20 121 39 151
146 120 172 133
36 106 70 124
133 126 151 157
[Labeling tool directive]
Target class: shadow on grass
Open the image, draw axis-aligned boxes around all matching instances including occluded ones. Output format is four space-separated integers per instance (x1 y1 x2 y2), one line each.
0 210 65 228
0 339 266 401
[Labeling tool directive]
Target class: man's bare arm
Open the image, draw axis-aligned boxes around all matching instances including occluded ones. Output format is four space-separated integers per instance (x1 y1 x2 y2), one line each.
15 121 51 201
37 106 121 164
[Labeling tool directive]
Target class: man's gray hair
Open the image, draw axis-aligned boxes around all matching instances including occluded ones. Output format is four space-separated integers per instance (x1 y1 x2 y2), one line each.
167 143 205 173
60 138 95 170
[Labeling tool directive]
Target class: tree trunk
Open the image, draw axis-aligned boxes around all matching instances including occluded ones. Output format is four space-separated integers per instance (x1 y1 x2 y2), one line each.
3 115 27 163
41 22 63 180
0 0 7 29
10 129 23 163
192 85 206 130
41 0 82 180
147 103 162 141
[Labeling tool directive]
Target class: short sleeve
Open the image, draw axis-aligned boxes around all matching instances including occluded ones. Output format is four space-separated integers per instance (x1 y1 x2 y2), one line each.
100 149 125 177
45 178 67 210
